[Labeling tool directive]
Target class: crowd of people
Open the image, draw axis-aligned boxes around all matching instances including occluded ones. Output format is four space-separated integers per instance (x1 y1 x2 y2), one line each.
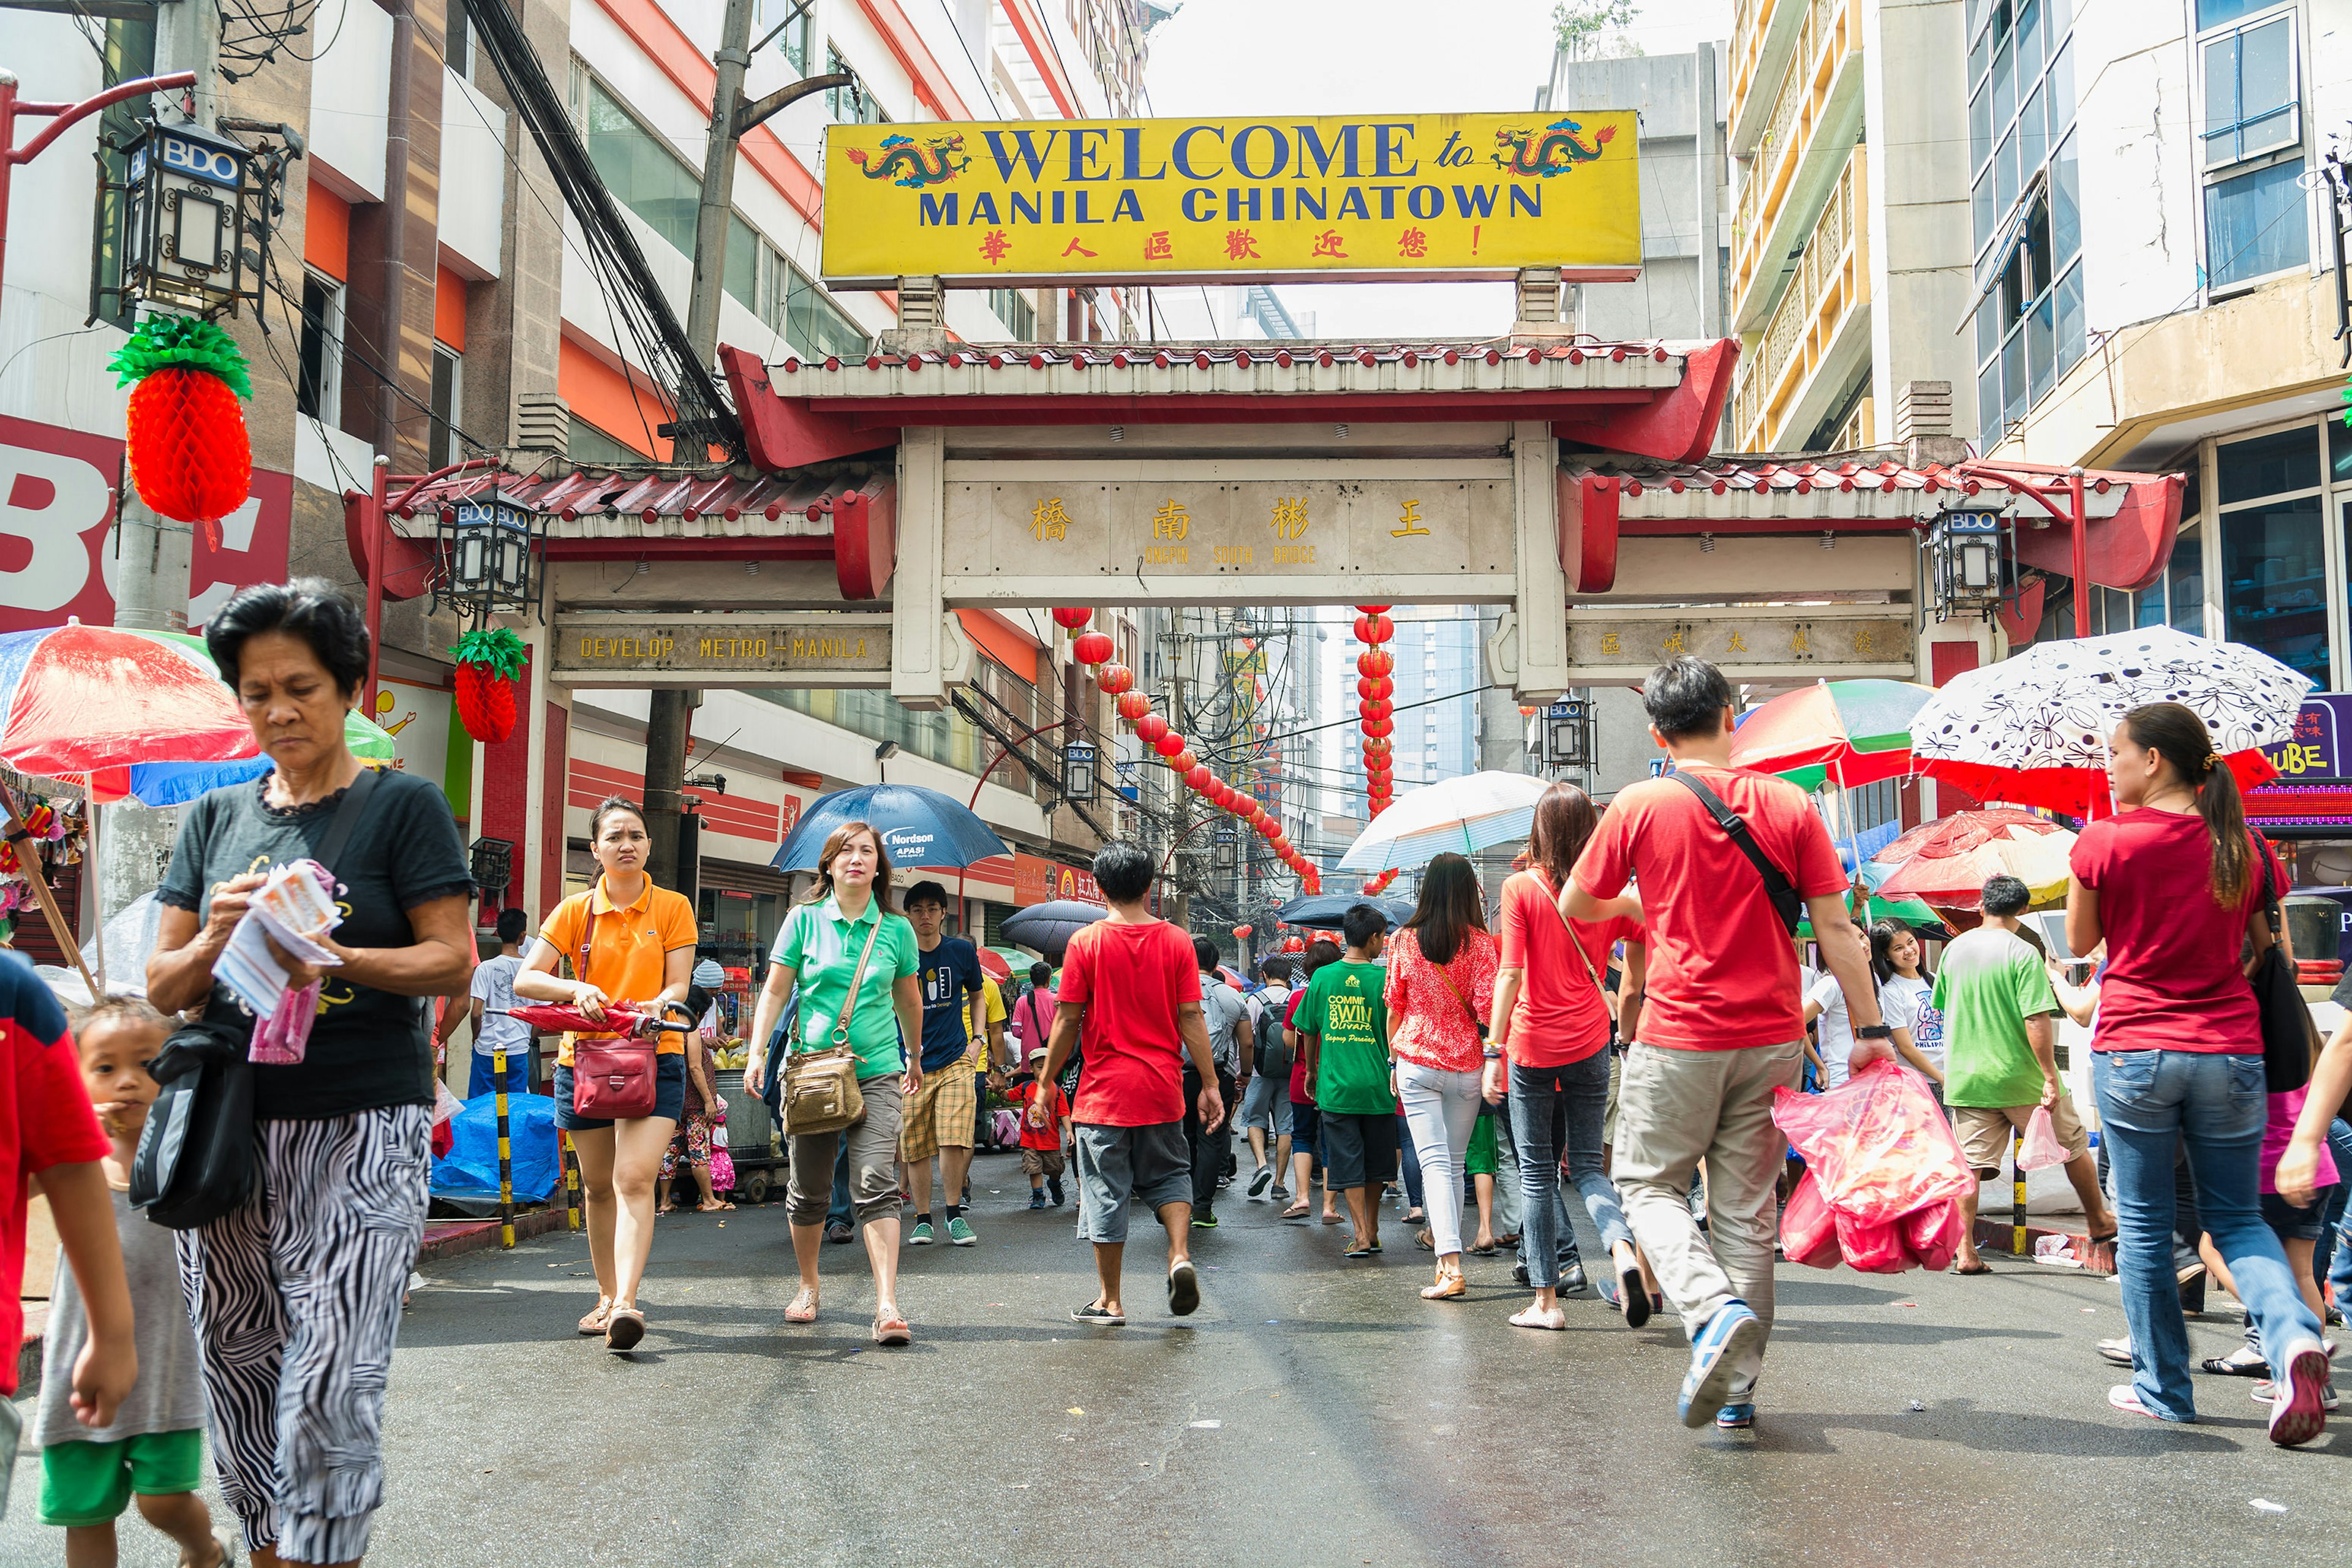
9 587 2352 1565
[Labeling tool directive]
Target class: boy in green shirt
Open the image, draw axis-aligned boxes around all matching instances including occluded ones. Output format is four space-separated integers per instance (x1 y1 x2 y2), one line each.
1301 904 1396 1257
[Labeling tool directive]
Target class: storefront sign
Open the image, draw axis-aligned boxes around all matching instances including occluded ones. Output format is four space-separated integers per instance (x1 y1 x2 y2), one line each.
1566 613 1917 678
2257 694 2352 782
821 111 1642 285
0 413 291 633
551 613 891 682
1013 850 1101 907
944 478 1514 584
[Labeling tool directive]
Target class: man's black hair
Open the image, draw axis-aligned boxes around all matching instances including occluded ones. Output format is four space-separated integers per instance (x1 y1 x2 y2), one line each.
1259 956 1294 984
1093 840 1155 904
1642 655 1735 741
1193 935 1221 972
1981 873 2032 918
1340 903 1386 951
902 879 951 911
495 907 529 944
1029 960 1052 985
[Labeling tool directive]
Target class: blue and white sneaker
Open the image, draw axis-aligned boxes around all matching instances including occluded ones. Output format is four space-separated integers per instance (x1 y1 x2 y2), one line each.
908 1221 935 1246
1716 1403 1755 1430
1679 1300 1763 1428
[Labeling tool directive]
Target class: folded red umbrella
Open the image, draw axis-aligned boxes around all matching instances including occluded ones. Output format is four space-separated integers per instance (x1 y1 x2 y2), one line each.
508 1003 667 1036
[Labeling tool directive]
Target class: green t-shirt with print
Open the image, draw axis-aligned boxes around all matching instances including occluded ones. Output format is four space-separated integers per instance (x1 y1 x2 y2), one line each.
771 897 921 1080
1304 959 1393 1115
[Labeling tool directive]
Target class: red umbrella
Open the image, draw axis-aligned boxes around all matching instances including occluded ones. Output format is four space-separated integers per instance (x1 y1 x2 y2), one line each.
1874 810 2077 911
974 946 1011 984
1920 749 2277 818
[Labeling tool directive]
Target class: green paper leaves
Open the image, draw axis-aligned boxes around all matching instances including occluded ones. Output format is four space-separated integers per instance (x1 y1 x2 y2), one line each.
451 627 528 678
107 314 255 400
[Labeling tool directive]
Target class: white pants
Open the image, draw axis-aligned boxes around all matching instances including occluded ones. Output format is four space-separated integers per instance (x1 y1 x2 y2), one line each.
1396 1060 1485 1256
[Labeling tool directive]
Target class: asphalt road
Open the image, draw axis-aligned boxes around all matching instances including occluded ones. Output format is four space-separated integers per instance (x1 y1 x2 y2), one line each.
8 1150 2346 1567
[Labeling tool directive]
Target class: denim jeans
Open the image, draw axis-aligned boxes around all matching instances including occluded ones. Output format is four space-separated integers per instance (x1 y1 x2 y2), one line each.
1510 1054 1632 1275
2095 1048 2324 1420
2309 1118 2352 1303
1490 1099 1523 1237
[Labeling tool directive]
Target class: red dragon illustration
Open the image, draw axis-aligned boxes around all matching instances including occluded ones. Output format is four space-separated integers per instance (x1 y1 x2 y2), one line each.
1491 118 1618 178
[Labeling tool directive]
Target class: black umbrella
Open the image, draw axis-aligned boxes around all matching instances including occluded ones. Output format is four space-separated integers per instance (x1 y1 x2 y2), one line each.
1274 894 1417 932
998 899 1109 965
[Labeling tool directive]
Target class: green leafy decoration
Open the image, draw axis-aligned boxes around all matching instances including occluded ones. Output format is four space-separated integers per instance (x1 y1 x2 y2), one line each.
107 314 255 399
450 627 528 678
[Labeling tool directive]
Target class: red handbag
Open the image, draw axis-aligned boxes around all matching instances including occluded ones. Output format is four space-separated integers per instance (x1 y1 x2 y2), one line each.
571 1035 657 1120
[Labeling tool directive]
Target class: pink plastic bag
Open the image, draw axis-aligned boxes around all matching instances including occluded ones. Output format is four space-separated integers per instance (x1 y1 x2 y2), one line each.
1901 1199 1963 1272
1771 1060 1974 1226
2017 1106 2070 1171
1834 1208 1913 1273
1779 1170 1842 1269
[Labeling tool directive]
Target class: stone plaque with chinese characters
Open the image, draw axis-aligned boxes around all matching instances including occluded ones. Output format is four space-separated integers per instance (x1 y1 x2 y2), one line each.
941 478 1513 585
552 614 892 684
1566 614 1917 678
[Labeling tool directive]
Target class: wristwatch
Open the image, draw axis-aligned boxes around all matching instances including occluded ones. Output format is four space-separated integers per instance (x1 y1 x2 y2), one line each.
1856 1023 1894 1040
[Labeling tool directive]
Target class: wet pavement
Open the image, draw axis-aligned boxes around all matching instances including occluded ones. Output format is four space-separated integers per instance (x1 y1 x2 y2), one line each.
7 1149 2345 1566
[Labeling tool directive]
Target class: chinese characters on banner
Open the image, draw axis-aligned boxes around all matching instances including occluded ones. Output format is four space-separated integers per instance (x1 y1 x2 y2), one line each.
1572 616 1917 675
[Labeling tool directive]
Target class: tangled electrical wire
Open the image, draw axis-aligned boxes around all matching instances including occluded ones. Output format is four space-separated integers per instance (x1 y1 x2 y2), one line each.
217 0 349 83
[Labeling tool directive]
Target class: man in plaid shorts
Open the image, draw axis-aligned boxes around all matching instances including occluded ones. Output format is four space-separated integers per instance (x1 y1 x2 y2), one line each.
900 881 988 1246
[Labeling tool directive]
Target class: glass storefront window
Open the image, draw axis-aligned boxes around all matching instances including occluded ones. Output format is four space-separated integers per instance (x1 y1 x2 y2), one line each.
2218 425 2320 505
2222 494 2327 684
2169 522 2204 633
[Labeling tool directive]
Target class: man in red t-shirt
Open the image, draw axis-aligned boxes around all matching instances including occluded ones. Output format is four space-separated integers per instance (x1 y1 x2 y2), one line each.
1034 843 1224 1327
1569 657 1890 1432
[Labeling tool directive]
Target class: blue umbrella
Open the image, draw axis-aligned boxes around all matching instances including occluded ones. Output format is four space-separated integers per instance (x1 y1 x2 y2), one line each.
771 783 1011 872
998 899 1109 965
1274 893 1416 931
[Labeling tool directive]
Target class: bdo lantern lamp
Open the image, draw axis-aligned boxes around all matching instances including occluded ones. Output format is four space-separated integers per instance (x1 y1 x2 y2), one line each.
435 488 543 622
1926 508 2011 622
1542 697 1594 769
1063 741 1098 802
112 121 266 318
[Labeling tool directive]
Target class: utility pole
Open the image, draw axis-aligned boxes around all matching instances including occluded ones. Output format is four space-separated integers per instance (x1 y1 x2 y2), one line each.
647 0 850 891
103 0 223 929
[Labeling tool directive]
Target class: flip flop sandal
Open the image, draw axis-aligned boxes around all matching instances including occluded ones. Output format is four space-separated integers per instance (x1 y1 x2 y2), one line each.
1320 1212 1344 1224
577 1302 612 1335
604 1306 646 1352
1615 1255 1652 1329
1953 1261 1994 1275
1368 1238 1384 1253
2203 1351 2271 1377
1495 1233 1521 1247
872 1314 912 1346
1344 1238 1374 1259
1469 1242 1499 1257
783 1289 820 1325
1280 1202 1311 1219
1414 1229 1435 1251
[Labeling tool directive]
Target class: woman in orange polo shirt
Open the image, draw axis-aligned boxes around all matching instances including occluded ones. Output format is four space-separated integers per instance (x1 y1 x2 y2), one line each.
515 795 698 1351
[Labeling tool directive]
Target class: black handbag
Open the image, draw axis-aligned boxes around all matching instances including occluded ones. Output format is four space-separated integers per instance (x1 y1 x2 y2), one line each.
130 767 380 1229
2252 848 2315 1093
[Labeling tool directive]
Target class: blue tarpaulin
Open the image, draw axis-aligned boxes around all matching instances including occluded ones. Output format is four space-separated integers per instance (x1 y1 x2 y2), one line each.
431 1091 560 1202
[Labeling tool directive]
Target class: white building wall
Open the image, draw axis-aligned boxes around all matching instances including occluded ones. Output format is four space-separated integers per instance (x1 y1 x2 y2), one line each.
307 0 395 201
2073 0 2200 331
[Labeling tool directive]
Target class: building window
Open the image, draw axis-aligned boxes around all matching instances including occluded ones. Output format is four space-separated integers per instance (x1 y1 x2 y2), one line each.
827 46 886 123
2197 6 2308 290
568 417 644 465
989 287 1036 339
581 75 701 255
428 344 463 470
1967 0 2081 439
2217 424 2326 685
756 0 812 73
443 0 470 80
295 270 343 423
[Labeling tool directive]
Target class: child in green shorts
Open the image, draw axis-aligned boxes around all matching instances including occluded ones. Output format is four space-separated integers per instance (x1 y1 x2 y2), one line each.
36 999 230 1567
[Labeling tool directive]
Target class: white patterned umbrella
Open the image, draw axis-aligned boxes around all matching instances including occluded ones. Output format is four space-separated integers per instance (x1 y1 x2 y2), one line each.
1338 770 1550 871
1909 627 2310 813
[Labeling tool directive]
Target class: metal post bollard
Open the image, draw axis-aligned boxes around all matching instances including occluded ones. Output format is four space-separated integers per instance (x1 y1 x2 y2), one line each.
2012 1124 2027 1257
494 1046 515 1248
561 1129 582 1231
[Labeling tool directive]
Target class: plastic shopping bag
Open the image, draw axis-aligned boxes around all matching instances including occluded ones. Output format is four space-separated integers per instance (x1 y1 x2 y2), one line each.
1901 1199 1963 1272
1779 1170 1843 1269
2017 1105 2070 1171
1834 1208 1913 1273
1771 1060 1974 1227
430 1078 461 1159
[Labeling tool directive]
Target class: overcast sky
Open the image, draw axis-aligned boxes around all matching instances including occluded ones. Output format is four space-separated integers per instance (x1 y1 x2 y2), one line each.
1140 0 1732 340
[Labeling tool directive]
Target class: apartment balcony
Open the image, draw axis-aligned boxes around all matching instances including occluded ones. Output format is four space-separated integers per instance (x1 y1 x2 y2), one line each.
1727 0 1865 334
1727 0 1809 158
1731 146 1870 454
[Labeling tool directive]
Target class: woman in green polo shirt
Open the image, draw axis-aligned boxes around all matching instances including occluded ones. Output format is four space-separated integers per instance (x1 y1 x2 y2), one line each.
745 821 924 1343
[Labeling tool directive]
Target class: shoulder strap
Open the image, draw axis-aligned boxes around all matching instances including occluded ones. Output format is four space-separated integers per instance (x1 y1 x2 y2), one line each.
1669 770 1803 935
315 766 381 879
829 913 887 1050
1529 869 1608 1000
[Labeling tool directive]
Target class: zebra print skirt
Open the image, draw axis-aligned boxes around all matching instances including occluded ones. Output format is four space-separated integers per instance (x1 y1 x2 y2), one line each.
176 1104 429 1564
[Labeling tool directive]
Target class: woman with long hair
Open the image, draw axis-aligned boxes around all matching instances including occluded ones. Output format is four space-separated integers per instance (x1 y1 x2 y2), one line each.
1488 782 1649 1330
515 796 699 1350
744 822 925 1344
1872 918 1947 1102
1382 853 1501 1300
2069 701 2329 1444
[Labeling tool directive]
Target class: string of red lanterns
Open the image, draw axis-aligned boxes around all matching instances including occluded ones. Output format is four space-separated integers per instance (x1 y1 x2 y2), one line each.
1057 608 1320 894
1355 603 1397 818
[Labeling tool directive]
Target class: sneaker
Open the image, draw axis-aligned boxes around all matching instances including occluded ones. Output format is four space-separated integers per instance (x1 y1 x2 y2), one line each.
2268 1340 2332 1447
1249 1166 1274 1199
1716 1403 1755 1430
2252 1378 2340 1412
2108 1384 2163 1420
824 1220 853 1245
908 1221 935 1246
1028 1193 1048 1210
1678 1302 1762 1429
1558 1262 1588 1295
2095 1335 2135 1368
946 1216 977 1246
1048 1178 1065 1206
1071 1302 1125 1326
1168 1259 1201 1316
1217 1176 1232 1190
1192 1210 1219 1229
1270 1183 1289 1200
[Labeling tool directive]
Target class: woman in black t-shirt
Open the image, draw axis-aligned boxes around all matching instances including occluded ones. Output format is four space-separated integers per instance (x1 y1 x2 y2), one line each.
149 579 475 1565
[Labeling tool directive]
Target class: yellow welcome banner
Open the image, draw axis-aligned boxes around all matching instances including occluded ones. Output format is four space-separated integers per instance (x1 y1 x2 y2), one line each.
819 111 1641 287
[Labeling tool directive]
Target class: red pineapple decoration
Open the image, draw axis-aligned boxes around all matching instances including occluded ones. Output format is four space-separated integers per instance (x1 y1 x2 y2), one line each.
108 315 255 548
450 628 528 744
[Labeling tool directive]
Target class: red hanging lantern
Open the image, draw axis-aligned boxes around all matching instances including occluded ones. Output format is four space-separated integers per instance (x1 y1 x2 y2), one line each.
1364 717 1394 739
1098 663 1135 695
450 628 527 744
1170 747 1197 772
1072 630 1114 666
1353 613 1394 643
1283 935 1305 952
1116 690 1152 722
1354 603 1392 615
1233 924 1253 939
1518 704 1539 716
1153 731 1186 760
109 315 254 540
1186 764 1213 791
1359 699 1392 721
1357 676 1393 701
1358 650 1395 677
1052 607 1092 630
1136 714 1169 745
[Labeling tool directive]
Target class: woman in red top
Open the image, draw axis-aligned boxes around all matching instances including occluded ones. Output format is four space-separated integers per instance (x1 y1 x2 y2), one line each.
1488 782 1648 1332
2068 701 2328 1444
1384 854 1499 1300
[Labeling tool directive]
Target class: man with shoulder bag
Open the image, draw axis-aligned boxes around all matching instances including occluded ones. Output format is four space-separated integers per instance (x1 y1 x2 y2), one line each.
1238 957 1295 1200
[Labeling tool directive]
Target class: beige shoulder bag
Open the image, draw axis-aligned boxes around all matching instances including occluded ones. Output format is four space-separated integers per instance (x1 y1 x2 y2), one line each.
780 909 883 1137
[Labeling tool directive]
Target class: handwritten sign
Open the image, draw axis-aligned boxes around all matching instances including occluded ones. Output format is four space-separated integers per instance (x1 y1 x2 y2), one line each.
552 614 892 682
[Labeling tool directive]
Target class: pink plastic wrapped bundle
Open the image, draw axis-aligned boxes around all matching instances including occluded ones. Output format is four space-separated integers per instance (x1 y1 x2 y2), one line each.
1902 1199 1963 1272
1779 1170 1843 1269
1771 1060 1974 1226
1833 1207 1912 1273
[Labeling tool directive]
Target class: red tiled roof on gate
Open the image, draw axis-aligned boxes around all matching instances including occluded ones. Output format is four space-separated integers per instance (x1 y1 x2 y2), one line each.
386 465 880 530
